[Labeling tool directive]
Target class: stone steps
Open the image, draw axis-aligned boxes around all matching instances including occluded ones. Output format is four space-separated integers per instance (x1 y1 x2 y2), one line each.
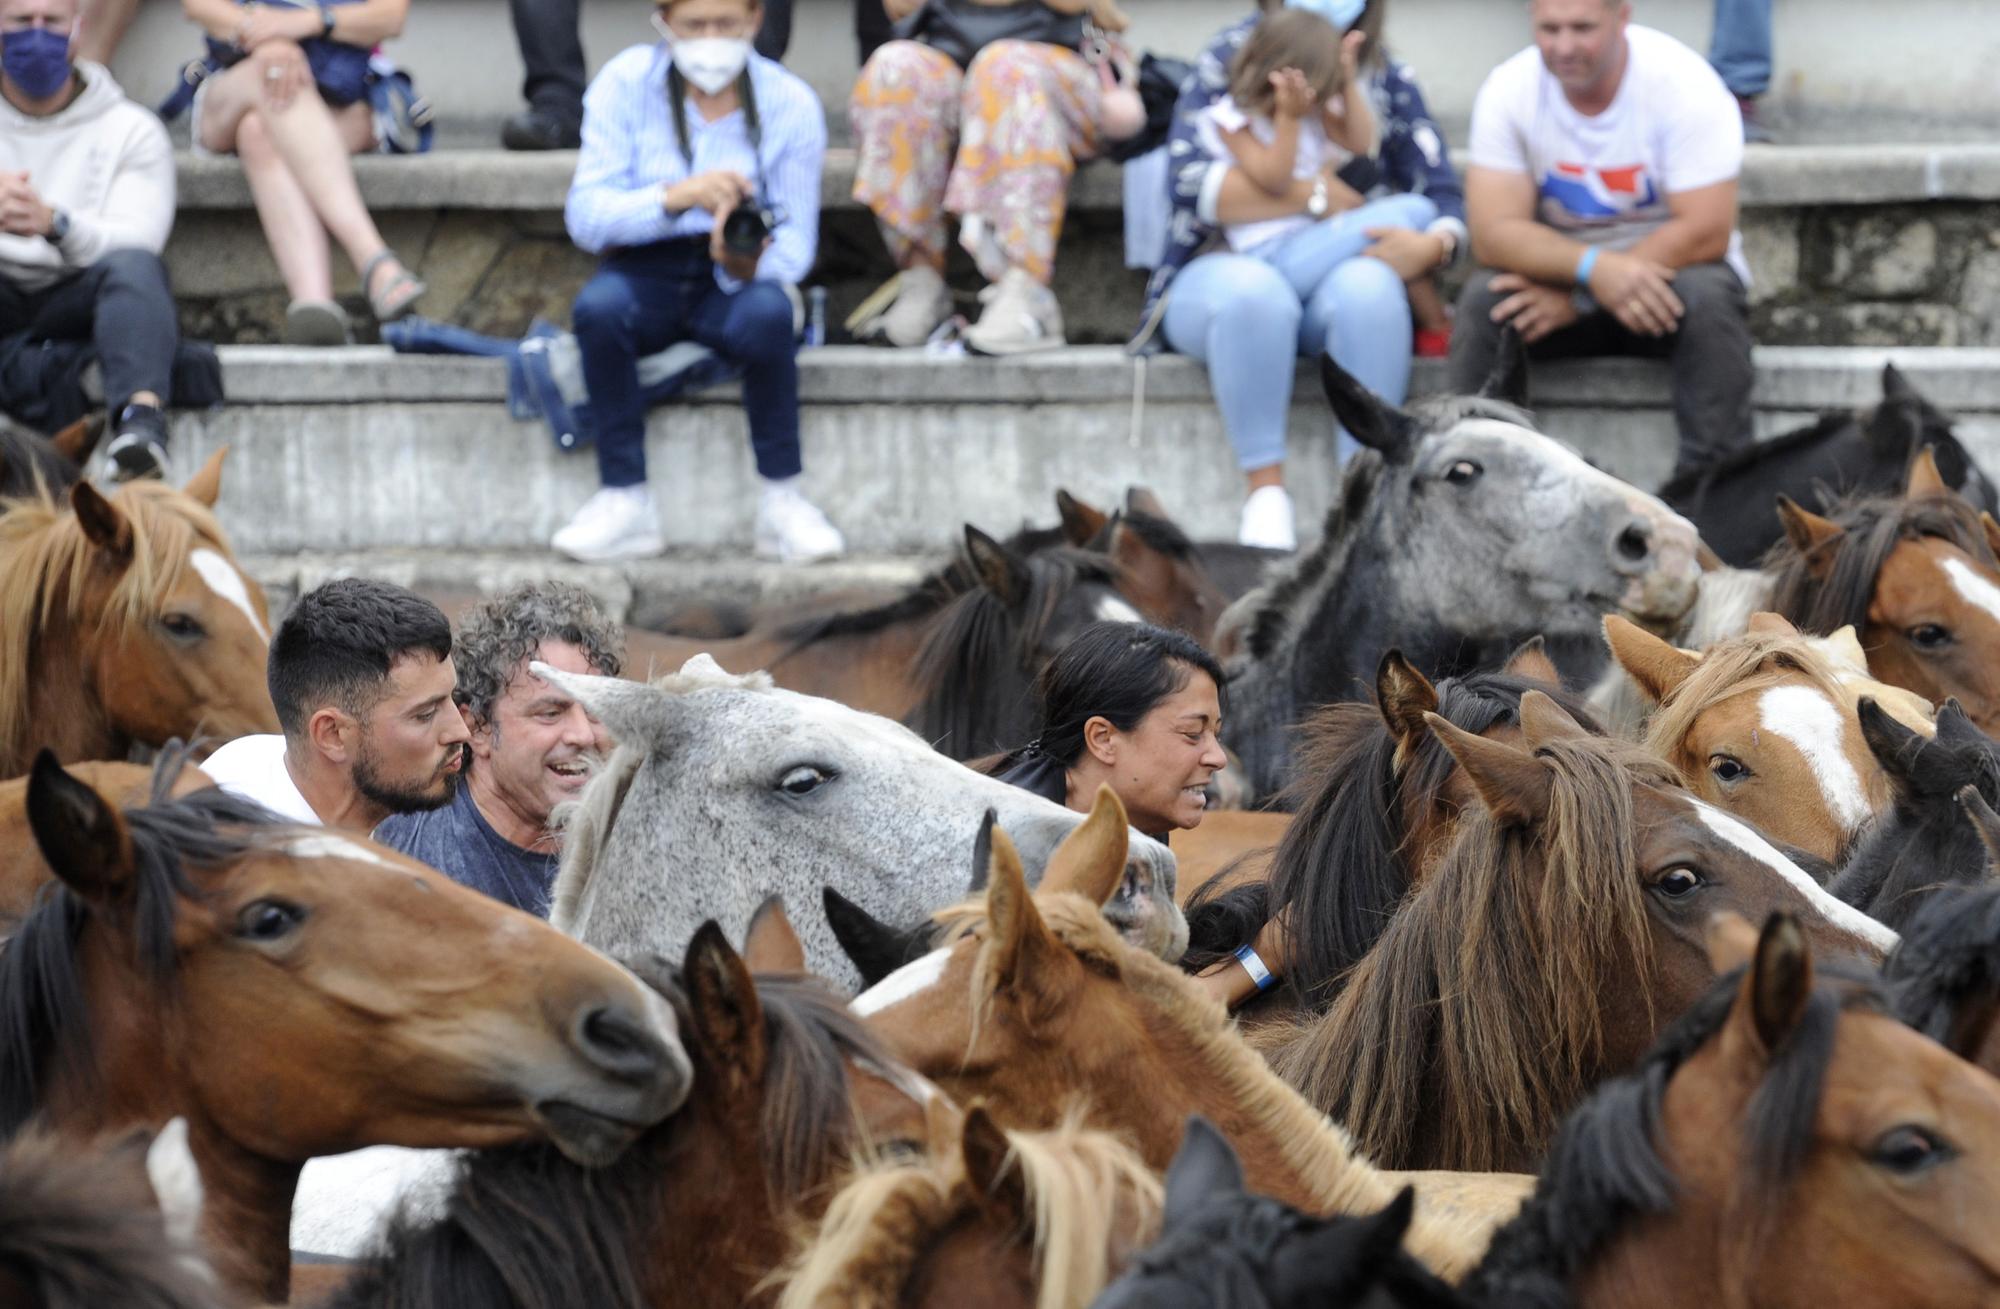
175 344 2000 559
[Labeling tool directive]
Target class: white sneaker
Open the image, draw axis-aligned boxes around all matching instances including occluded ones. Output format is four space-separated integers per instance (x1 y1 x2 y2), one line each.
962 268 1066 356
872 265 954 348
1238 485 1297 551
551 485 664 562
756 486 846 564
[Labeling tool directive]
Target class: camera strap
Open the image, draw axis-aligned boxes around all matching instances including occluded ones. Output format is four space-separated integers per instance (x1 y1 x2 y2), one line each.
666 62 769 202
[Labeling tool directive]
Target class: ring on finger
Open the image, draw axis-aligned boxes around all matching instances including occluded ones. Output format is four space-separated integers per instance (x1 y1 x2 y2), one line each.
266 66 283 80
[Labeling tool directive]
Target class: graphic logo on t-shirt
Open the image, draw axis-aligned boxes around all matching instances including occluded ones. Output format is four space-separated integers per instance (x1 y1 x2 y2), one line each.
1539 162 1661 222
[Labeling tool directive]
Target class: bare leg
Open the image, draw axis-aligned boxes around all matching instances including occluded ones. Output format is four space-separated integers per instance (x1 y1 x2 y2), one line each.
1246 463 1284 492
238 113 334 300
1408 277 1450 333
74 0 142 65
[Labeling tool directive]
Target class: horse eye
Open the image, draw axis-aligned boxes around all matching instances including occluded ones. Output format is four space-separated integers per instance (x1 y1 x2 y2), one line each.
161 613 206 641
1653 867 1705 899
1709 755 1751 784
1908 624 1952 650
1872 1125 1953 1176
1444 459 1483 485
778 765 834 797
236 899 305 942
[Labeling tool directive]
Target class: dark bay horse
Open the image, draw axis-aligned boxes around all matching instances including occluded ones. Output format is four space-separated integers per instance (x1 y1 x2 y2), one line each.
1 752 692 1305
1221 350 1702 804
1265 692 1897 1174
1886 843 2000 1078
0 454 278 778
0 414 97 505
1468 912 2000 1309
1663 363 1998 567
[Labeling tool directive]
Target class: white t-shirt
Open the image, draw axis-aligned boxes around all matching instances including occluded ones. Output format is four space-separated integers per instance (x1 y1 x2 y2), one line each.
199 734 322 826
1467 25 1749 284
1196 96 1352 253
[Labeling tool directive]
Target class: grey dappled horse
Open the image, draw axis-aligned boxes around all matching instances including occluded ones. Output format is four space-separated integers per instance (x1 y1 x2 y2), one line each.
538 655 1185 992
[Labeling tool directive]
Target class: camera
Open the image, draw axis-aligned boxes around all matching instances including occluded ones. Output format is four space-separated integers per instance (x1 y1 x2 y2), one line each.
721 200 785 257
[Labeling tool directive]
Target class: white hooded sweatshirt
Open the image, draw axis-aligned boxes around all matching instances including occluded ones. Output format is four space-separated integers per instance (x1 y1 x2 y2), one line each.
0 60 175 293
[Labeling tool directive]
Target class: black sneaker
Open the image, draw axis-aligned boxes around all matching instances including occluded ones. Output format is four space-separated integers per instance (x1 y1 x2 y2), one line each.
501 108 582 151
104 403 171 483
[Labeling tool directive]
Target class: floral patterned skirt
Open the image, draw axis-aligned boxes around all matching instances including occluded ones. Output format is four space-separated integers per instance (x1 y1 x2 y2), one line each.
850 39 1103 285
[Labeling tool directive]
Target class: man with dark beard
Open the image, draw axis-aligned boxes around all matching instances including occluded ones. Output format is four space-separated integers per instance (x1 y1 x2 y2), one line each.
200 577 470 835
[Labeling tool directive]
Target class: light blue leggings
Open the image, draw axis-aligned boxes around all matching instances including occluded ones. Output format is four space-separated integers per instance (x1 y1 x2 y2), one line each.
1162 192 1438 471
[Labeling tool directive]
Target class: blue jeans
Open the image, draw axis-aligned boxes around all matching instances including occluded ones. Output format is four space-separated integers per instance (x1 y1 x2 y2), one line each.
571 239 801 489
1162 192 1436 472
1709 0 1772 98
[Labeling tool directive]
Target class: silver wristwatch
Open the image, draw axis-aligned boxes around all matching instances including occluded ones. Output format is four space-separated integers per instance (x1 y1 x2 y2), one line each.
42 208 69 246
1306 177 1330 219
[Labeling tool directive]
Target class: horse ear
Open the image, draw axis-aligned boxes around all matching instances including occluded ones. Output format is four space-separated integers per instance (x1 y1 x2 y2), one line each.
685 920 767 1087
25 750 137 905
1857 697 1931 786
983 824 1065 996
1357 1186 1419 1263
1955 786 2000 872
1602 615 1698 706
1476 325 1531 409
1704 911 1760 975
1162 1116 1243 1228
1745 611 1801 640
1318 356 1417 463
181 446 228 508
1125 486 1170 521
1374 649 1439 766
1423 713 1552 826
47 412 105 466
1517 688 1589 747
822 887 926 990
969 808 996 892
959 1104 1029 1224
1933 697 1989 751
1775 496 1844 579
1501 634 1562 688
1980 512 2000 561
1881 361 1916 402
1055 490 1109 547
144 1118 205 1251
530 661 661 748
1821 624 1870 672
1730 912 1814 1057
69 480 133 557
964 526 1031 608
1038 785 1130 907
1906 445 1949 501
743 895 808 975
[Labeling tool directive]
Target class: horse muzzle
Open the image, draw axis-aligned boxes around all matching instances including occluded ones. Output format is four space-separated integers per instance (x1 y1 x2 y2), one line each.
1609 499 1703 625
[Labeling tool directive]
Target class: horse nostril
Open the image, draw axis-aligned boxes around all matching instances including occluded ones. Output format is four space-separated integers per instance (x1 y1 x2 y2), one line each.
1615 522 1653 562
575 1003 665 1081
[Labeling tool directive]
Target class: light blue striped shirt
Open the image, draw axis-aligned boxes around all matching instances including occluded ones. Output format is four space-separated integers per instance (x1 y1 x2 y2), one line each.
565 44 826 289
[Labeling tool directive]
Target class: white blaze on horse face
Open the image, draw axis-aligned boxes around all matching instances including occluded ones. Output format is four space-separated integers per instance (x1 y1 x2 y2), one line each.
1942 557 2000 627
1757 684 1873 834
1691 799 1901 955
1096 595 1143 624
850 946 953 1017
189 548 270 644
284 834 399 869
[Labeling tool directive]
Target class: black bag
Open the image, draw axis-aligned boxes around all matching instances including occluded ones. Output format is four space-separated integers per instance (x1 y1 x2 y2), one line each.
1099 51 1192 163
894 0 1085 69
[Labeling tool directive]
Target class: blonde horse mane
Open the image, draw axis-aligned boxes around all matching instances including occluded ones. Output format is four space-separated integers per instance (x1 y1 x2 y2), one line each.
1642 628 1859 778
774 1109 1162 1309
0 482 231 772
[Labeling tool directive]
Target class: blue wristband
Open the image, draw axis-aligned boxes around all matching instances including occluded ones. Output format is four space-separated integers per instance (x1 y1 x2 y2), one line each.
1575 246 1600 288
1233 944 1277 993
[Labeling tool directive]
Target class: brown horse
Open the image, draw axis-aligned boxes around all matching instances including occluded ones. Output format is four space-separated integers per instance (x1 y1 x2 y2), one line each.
1265 692 1901 1175
0 752 693 1306
1606 612 1935 864
775 1104 1164 1309
1469 912 2000 1309
323 908 936 1309
0 453 279 778
850 790 1534 1283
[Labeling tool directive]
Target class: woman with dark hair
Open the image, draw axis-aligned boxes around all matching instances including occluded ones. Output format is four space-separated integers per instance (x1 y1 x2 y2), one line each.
993 622 1229 841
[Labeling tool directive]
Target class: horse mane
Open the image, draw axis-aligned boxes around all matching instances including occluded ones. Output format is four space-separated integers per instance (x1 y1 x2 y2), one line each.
0 751 287 1138
0 483 234 772
1886 882 2000 1047
1657 411 1854 501
0 1125 223 1309
772 560 964 651
774 1109 1163 1309
1185 668 1604 1003
1239 453 1384 663
332 970 902 1309
1269 734 1680 1173
1113 508 1201 562
907 548 1127 759
1466 960 1882 1308
0 425 80 504
1766 488 2000 635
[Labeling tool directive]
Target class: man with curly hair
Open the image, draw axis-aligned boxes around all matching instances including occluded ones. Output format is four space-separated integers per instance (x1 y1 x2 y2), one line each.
375 581 622 915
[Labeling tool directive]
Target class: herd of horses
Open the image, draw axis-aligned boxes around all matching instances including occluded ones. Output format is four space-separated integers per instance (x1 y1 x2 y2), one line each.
8 341 2000 1306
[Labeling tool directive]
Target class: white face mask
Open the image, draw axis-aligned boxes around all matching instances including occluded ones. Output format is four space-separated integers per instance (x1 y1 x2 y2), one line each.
653 19 753 96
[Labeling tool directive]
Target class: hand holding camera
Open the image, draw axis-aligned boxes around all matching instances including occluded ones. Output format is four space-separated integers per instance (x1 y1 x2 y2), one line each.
662 169 753 218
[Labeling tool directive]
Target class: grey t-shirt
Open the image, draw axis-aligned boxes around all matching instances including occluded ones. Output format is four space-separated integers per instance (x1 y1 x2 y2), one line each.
374 784 559 917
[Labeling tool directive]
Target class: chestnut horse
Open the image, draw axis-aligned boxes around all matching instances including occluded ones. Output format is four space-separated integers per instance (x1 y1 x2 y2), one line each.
849 791 1535 1283
1265 692 1899 1174
0 752 693 1306
774 1104 1164 1309
0 453 278 777
323 912 936 1309
1468 912 2000 1309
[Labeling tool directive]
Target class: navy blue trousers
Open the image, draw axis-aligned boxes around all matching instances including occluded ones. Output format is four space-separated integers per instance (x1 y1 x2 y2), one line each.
571 239 801 489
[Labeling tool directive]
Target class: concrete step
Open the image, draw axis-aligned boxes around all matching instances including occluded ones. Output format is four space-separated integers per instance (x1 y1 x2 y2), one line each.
174 344 2000 558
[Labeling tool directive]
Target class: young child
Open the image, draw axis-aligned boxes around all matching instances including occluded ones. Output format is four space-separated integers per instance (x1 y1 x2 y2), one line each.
1196 8 1450 346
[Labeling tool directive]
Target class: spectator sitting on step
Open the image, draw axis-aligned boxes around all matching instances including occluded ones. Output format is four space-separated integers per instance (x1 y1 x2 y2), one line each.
179 0 427 346
201 577 472 836
375 582 620 916
556 0 843 565
846 0 1134 356
0 0 179 481
1448 0 1753 484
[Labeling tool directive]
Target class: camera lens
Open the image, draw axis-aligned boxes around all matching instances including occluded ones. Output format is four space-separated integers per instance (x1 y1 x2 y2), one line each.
722 207 770 256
